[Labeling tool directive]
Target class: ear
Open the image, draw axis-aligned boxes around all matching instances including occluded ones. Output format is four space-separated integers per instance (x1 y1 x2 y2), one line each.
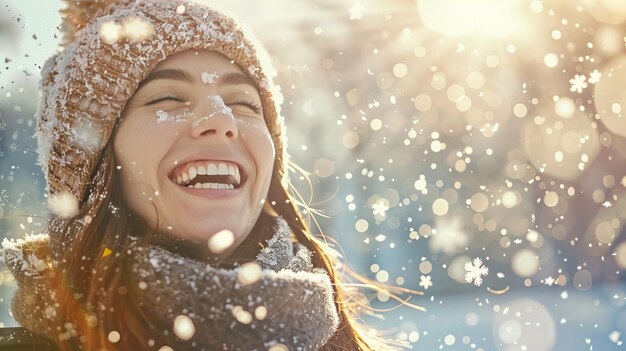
59 0 132 46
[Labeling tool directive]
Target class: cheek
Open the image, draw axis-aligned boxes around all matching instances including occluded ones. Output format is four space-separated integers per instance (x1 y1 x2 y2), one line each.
113 119 178 183
237 119 276 161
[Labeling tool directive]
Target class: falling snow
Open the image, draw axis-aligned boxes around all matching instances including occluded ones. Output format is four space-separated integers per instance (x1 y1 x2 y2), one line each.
464 257 489 287
1 0 626 349
419 275 432 289
0 189 8 205
349 2 365 20
569 74 588 93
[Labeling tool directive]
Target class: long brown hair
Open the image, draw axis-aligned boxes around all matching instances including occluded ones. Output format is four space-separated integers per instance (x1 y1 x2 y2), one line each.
33 135 417 350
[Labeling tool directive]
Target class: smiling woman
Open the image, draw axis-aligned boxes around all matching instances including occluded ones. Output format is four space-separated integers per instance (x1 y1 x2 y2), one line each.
0 0 407 350
114 50 275 255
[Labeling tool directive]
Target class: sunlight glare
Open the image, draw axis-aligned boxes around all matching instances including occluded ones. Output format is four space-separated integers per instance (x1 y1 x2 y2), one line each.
417 0 516 38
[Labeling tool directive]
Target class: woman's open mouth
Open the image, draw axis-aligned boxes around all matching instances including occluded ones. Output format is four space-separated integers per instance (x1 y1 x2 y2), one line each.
169 159 246 190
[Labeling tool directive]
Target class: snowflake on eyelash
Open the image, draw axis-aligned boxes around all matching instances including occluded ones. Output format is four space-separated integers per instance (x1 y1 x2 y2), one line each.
569 74 588 93
419 275 432 290
464 257 489 286
588 69 601 84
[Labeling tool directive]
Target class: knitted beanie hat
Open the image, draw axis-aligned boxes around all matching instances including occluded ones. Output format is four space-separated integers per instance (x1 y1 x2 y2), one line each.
38 0 288 211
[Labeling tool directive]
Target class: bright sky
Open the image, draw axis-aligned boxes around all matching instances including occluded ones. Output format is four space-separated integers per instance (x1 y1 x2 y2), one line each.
2 0 63 80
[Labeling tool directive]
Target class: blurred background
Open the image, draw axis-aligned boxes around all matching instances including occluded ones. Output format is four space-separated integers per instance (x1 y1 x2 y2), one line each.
1 0 626 349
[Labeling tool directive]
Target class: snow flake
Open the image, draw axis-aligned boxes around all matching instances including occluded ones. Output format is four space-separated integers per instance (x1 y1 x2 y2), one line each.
372 200 389 216
173 314 195 340
419 275 433 289
430 217 468 255
588 69 601 84
349 2 365 20
0 119 7 131
47 191 79 218
609 331 621 345
207 229 234 254
464 257 489 286
99 21 123 44
98 17 155 45
569 74 588 93
120 16 155 42
70 116 104 153
237 262 262 285
232 305 253 324
0 189 8 205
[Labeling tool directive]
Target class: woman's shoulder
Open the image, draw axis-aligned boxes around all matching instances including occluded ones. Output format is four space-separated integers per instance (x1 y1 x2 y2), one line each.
0 327 59 351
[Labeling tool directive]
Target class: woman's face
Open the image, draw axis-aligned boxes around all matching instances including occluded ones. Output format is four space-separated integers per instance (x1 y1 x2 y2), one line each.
113 49 275 257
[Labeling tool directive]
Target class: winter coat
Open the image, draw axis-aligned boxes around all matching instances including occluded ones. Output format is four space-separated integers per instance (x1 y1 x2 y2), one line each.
1 217 340 350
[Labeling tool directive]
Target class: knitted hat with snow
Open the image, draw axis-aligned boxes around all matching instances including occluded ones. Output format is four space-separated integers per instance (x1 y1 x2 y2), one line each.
38 0 288 211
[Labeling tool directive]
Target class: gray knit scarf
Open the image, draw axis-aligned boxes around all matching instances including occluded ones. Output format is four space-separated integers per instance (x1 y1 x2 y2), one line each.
2 217 339 350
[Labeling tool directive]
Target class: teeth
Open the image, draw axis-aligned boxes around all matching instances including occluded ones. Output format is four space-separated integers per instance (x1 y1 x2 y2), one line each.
174 160 242 187
189 182 236 190
189 166 197 180
234 167 241 185
207 163 218 175
218 163 229 175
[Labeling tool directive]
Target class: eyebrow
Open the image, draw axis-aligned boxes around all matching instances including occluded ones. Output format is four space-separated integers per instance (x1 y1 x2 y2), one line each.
137 69 258 90
220 72 257 88
138 69 193 89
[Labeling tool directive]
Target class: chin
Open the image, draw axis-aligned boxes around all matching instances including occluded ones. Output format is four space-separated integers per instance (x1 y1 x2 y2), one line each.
173 223 240 241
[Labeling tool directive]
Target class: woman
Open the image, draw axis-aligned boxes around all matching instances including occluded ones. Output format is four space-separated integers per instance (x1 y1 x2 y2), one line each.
1 0 415 350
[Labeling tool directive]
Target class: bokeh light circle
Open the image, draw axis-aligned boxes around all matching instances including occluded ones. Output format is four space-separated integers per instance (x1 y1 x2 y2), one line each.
522 104 600 181
594 55 626 138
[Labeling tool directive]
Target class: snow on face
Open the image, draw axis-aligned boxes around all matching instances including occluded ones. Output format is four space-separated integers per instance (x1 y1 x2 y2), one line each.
155 95 239 130
156 109 193 124
113 49 274 251
201 71 219 85
191 95 234 128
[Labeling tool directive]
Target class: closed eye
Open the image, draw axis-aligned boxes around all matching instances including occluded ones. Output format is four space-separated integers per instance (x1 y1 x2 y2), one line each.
230 101 262 114
146 96 185 105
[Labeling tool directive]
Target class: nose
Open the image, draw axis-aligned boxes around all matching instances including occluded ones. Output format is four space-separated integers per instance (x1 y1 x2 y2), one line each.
190 99 239 140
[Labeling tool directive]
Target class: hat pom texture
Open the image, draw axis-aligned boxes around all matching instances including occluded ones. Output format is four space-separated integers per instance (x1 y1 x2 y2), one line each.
60 0 134 47
38 0 288 213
